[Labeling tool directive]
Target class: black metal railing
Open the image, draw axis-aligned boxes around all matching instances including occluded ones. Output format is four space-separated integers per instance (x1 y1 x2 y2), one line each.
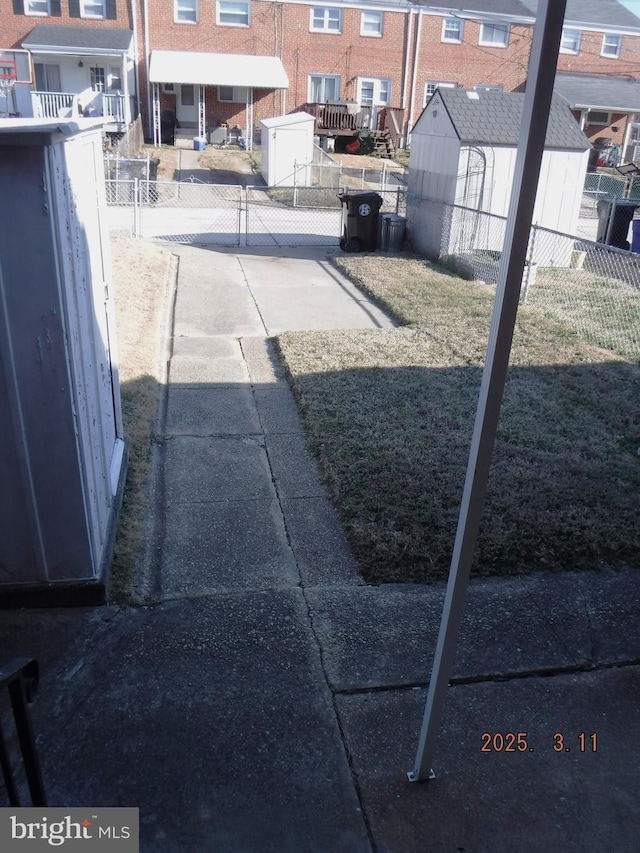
0 658 46 806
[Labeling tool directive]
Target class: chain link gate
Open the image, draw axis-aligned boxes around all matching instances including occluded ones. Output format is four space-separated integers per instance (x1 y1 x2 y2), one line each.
105 179 405 247
105 179 243 244
244 185 406 247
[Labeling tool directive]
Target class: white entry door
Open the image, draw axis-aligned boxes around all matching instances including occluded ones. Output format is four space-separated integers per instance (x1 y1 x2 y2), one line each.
357 77 391 128
176 84 198 126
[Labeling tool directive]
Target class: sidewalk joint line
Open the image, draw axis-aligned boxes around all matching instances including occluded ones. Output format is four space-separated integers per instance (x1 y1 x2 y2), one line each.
332 657 640 696
239 335 377 851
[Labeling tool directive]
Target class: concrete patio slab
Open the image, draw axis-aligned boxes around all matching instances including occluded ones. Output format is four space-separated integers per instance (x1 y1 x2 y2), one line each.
164 436 273 502
166 387 261 435
240 336 287 385
337 666 639 852
306 572 614 692
37 593 370 852
160 499 298 594
254 387 305 434
250 283 393 335
266 433 328 499
170 244 243 272
170 355 250 385
174 284 264 337
281 496 361 587
171 336 243 359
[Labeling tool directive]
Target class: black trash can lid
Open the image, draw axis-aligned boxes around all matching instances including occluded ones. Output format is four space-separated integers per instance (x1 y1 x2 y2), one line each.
338 191 383 200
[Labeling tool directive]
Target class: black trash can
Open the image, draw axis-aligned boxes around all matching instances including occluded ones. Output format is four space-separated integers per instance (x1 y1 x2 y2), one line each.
338 191 384 252
596 197 639 249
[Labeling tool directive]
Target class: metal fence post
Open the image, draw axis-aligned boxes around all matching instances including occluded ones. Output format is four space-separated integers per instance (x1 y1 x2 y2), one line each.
521 224 538 305
133 177 141 239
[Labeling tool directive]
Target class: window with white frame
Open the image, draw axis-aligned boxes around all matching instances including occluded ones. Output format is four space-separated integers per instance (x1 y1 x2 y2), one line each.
81 0 105 18
218 85 249 103
308 74 339 102
217 1 250 26
90 66 106 92
175 0 198 23
587 111 611 125
560 28 581 54
24 0 50 14
479 23 509 47
601 34 622 58
310 7 342 33
442 17 463 43
361 11 383 37
424 81 456 104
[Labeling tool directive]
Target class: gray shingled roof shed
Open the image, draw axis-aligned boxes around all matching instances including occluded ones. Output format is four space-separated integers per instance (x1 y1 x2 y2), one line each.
408 88 590 261
420 88 589 149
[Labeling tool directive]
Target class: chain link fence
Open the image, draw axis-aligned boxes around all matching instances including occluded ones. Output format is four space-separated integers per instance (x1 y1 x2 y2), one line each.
522 226 640 361
409 194 639 360
104 178 242 244
245 185 405 247
581 172 640 220
292 148 409 191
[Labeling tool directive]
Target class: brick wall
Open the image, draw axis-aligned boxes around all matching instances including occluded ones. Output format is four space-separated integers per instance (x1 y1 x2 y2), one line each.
141 1 410 136
557 29 640 78
4 0 640 148
411 15 531 119
2 0 134 49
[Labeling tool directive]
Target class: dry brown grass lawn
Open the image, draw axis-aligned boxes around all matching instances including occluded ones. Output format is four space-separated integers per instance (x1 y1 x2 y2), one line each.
109 237 174 600
276 253 640 584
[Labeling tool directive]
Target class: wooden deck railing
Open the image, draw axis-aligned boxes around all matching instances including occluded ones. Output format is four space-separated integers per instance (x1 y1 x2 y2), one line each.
297 103 405 144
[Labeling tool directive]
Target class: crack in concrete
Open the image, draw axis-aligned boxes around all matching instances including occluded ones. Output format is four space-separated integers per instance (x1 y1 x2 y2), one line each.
239 335 376 852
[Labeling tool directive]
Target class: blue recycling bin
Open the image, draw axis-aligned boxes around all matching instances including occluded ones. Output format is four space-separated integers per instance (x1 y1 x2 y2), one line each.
632 219 640 254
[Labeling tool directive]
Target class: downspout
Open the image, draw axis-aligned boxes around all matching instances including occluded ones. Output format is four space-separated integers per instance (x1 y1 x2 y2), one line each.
401 8 414 144
408 9 423 138
143 0 151 137
130 0 141 123
401 9 413 110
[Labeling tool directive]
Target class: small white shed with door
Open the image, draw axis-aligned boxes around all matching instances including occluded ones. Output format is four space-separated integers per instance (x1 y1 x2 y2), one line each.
0 118 125 604
408 89 590 264
260 112 315 187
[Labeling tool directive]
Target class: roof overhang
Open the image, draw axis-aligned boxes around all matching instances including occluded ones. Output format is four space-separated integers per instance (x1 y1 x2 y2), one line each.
149 51 290 90
24 45 128 57
22 26 132 56
555 74 640 114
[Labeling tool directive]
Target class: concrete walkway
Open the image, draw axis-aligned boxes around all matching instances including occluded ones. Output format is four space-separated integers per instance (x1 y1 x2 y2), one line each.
2 246 639 851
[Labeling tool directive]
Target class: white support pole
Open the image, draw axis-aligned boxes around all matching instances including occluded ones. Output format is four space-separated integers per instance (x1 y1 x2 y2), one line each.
407 0 568 784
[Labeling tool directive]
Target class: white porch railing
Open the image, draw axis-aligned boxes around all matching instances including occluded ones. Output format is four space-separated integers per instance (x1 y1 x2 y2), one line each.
32 91 128 122
32 91 75 118
102 93 125 123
